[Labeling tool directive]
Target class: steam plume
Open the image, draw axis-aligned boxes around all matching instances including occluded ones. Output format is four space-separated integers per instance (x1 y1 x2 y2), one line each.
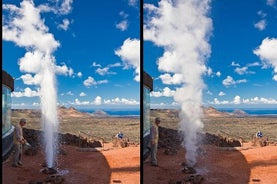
3 0 63 168
144 0 213 166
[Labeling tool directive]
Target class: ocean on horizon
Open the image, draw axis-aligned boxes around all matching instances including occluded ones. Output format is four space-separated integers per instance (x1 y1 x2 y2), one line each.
218 108 277 117
78 108 140 117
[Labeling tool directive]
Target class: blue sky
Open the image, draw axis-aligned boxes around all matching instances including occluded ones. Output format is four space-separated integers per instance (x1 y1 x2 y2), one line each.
3 0 140 110
144 0 277 109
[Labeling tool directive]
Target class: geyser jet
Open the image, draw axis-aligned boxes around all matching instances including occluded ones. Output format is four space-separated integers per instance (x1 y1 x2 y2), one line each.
3 0 62 168
144 0 213 166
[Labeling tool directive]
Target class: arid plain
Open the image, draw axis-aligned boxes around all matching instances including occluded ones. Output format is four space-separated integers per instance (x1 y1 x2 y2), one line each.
2 107 277 184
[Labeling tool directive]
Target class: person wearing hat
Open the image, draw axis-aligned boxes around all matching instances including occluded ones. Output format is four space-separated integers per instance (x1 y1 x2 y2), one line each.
12 118 27 167
150 117 161 166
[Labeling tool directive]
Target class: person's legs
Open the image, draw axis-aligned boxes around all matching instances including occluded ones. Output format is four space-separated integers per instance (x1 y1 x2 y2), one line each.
151 143 158 166
13 144 20 166
18 144 23 165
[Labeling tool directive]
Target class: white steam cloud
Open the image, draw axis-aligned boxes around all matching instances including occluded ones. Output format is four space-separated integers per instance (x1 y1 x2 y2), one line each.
144 0 213 166
3 0 71 168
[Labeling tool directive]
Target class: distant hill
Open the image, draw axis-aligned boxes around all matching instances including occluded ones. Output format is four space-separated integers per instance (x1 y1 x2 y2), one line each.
90 110 108 117
230 109 248 117
12 106 92 119
202 106 231 118
150 106 231 118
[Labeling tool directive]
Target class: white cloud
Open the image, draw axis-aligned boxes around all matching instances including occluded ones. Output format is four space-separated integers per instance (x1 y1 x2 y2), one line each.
93 96 102 105
254 37 277 81
234 67 248 75
116 20 128 31
254 19 266 31
218 91 225 96
12 87 39 97
95 67 116 76
119 11 128 19
115 38 140 82
159 73 183 85
58 18 70 31
222 76 247 87
55 63 74 76
257 10 267 18
18 51 44 73
233 95 241 104
39 0 73 15
92 62 102 67
206 90 212 95
74 98 90 105
103 97 139 105
128 0 138 7
210 96 277 105
3 1 60 53
150 87 175 97
77 72 82 77
66 91 74 96
222 76 235 86
79 92 86 97
83 76 108 87
231 61 240 67
216 71 221 77
20 73 41 85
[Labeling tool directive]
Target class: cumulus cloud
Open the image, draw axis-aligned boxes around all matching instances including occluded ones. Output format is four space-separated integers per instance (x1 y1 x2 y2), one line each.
115 38 140 82
103 97 139 105
222 76 247 87
3 1 60 53
254 19 267 31
79 92 86 97
55 63 74 76
94 63 121 76
77 72 82 77
218 91 226 96
150 87 175 97
254 37 277 81
93 96 102 105
231 61 240 67
116 20 128 31
158 73 183 85
83 76 108 87
216 71 221 77
128 0 138 7
20 73 41 85
12 87 39 97
210 96 277 105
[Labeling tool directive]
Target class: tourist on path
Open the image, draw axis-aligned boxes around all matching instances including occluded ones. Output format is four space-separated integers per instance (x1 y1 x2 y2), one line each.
13 118 27 167
150 117 161 166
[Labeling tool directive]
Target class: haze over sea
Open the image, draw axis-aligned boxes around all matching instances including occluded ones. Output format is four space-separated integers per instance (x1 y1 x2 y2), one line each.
78 108 140 117
218 108 277 117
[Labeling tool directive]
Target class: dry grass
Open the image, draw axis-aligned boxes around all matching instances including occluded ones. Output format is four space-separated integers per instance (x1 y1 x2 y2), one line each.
11 110 140 144
150 109 277 142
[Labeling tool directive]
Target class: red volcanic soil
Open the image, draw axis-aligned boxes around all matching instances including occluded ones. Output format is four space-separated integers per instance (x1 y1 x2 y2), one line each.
143 142 277 184
2 143 140 184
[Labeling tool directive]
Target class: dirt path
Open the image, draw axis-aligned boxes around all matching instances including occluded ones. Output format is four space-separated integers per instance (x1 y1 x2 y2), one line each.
2 143 140 184
143 143 277 184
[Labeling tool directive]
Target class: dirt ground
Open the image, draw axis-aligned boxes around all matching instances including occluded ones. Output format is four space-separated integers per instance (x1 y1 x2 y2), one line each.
2 143 140 184
2 142 277 184
143 142 277 184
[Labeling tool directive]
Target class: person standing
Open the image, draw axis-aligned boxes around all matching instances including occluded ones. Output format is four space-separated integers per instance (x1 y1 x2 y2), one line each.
12 118 27 167
150 117 161 166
